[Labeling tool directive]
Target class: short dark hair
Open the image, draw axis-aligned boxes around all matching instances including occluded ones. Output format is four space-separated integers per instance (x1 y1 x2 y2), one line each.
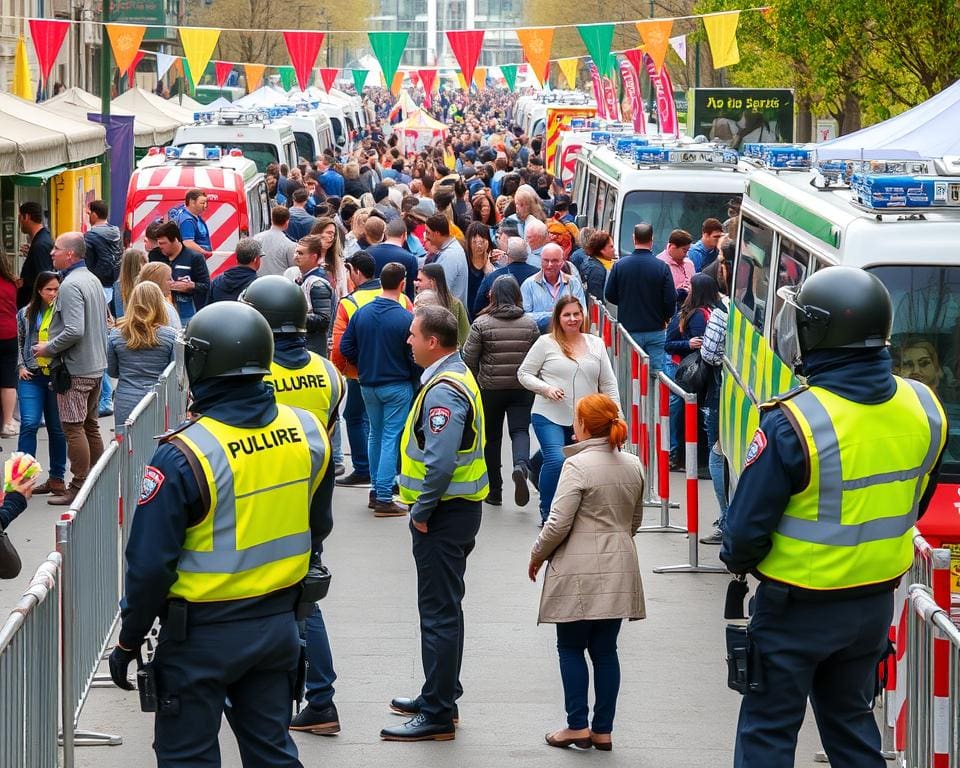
18 201 43 223
425 214 450 237
380 262 406 290
156 221 182 242
88 199 108 220
271 206 290 226
668 229 693 247
414 305 458 349
346 251 375 279
702 218 724 235
235 238 262 265
633 223 654 245
185 188 206 205
292 188 310 204
145 221 164 241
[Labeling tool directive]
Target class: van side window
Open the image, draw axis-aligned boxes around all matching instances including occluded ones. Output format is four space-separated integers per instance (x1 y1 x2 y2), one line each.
771 237 811 364
733 217 774 332
604 185 618 235
595 180 608 231
573 161 587 213
585 174 599 228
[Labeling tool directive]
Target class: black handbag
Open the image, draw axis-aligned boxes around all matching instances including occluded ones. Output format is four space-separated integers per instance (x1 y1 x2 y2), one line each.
50 360 71 394
0 529 22 579
675 350 712 396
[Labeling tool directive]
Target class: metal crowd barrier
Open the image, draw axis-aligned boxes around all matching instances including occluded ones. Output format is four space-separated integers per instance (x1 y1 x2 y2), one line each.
0 553 61 768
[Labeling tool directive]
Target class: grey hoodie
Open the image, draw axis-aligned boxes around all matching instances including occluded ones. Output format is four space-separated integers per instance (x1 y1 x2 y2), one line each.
83 223 122 287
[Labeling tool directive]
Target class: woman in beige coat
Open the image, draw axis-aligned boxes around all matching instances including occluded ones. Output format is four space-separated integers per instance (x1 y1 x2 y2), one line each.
528 393 645 751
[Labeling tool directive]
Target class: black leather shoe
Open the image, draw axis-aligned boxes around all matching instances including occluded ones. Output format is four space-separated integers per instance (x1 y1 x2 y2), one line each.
289 703 340 735
390 697 459 724
380 713 455 742
336 472 370 487
485 491 502 506
512 464 530 507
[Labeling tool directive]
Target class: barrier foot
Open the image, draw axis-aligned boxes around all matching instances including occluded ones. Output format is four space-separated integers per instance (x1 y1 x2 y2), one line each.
652 563 727 574
59 730 123 747
637 524 688 534
642 501 680 510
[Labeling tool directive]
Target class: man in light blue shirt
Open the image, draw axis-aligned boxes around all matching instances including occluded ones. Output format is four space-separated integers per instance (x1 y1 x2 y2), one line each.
521 243 586 333
425 214 468 307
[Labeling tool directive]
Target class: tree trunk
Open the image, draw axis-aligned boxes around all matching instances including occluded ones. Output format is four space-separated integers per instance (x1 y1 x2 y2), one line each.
796 97 813 143
840 90 862 135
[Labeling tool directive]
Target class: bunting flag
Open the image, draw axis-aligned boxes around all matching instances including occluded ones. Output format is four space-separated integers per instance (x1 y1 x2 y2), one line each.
577 24 615 78
643 52 679 134
279 65 296 91
515 27 553 86
601 73 620 121
619 58 645 134
446 30 484 88
473 66 487 91
587 62 606 120
318 67 338 93
214 61 233 88
500 63 518 92
408 71 419 88
127 50 145 86
456 71 468 90
390 70 404 96
13 36 32 100
105 23 146 77
174 57 184 78
556 58 579 90
624 47 644 78
669 34 687 62
352 68 368 94
282 31 325 91
28 18 70 85
243 62 265 92
635 19 672 73
182 58 194 92
156 51 176 80
369 31 408 91
702 11 741 69
418 68 437 107
178 27 219 88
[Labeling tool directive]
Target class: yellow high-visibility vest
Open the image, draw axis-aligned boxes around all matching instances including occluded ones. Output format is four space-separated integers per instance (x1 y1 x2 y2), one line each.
265 353 344 430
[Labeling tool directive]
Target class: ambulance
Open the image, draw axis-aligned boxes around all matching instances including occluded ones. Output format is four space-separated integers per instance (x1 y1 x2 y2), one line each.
285 108 337 163
123 144 271 277
572 134 748 255
172 109 298 172
719 145 960 549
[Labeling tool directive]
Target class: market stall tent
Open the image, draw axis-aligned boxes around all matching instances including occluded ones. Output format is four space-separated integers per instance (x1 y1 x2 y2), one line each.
114 87 196 126
43 87 179 147
393 108 449 153
234 86 288 109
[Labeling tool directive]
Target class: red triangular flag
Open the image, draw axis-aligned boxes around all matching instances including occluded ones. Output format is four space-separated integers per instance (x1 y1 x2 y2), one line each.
418 68 437 108
28 18 70 86
624 48 644 78
214 61 233 88
282 31 325 92
127 49 146 87
445 30 484 89
318 67 338 93
409 71 420 88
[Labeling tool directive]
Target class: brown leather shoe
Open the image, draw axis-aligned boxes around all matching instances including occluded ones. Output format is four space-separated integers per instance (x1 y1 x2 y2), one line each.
47 488 78 506
34 477 66 495
373 500 408 518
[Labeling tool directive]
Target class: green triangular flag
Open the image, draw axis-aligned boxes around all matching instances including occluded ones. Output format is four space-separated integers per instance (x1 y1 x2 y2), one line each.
368 31 408 90
500 63 518 92
279 65 296 91
577 24 615 80
352 68 368 94
182 58 194 94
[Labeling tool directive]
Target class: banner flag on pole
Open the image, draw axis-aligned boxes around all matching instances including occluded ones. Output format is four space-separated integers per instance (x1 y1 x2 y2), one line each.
369 31 408 89
669 34 687 62
643 52 679 134
588 61 607 119
515 27 553 87
556 58 579 90
619 58 645 134
635 19 672 73
352 69 369 94
105 23 146 77
319 67 338 93
243 63 265 92
282 31 325 91
577 24 615 78
156 51 176 80
214 61 233 88
446 30 484 88
28 18 70 86
178 27 220 88
702 11 741 69
624 47 643 78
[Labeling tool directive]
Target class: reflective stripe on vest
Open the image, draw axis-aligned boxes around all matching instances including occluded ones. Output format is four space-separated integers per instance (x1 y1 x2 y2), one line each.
343 287 413 322
169 405 328 602
756 377 946 590
398 368 489 502
265 353 344 430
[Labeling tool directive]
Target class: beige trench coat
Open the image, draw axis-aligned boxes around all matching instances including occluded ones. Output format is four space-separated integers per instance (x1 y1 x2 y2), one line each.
531 437 646 624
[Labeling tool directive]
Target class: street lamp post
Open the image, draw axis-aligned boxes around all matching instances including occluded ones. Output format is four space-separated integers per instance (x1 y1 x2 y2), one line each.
647 0 656 120
100 0 111 207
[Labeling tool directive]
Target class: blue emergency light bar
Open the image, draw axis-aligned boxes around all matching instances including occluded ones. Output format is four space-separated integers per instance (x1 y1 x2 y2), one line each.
164 147 181 159
614 136 649 155
634 145 739 168
204 147 222 160
741 143 812 169
591 131 612 144
851 172 960 210
570 118 587 129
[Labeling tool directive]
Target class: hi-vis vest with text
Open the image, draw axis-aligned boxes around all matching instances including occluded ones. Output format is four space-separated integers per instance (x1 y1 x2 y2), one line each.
342 285 413 322
756 377 945 590
399 368 489 503
265 353 344 430
168 404 328 602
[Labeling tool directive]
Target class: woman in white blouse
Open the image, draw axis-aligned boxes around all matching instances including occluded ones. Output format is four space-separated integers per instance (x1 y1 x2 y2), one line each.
518 295 621 524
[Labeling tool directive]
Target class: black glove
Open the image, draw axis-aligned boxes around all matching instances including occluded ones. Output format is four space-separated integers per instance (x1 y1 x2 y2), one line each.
108 645 137 691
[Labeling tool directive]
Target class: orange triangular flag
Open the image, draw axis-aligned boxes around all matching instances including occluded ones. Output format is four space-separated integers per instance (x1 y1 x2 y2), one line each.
243 63 265 92
391 70 404 96
105 23 146 76
473 67 487 91
515 27 554 86
635 19 673 73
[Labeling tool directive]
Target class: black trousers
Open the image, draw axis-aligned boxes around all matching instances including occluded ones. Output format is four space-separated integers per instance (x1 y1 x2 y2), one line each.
480 388 534 494
410 499 482 722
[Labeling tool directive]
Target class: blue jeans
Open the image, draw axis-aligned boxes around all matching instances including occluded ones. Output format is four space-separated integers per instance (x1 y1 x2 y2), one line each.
100 372 113 412
361 381 413 502
705 378 728 525
629 330 666 375
556 619 623 733
302 605 337 710
331 419 343 465
17 373 67 479
665 359 683 456
531 414 575 522
344 379 370 476
174 295 196 323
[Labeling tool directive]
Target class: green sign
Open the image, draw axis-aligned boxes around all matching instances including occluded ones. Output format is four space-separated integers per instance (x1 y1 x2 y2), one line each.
687 88 795 147
109 0 169 41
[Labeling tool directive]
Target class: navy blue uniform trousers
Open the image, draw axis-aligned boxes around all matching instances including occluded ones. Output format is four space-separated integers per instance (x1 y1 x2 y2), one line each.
735 582 893 768
410 499 482 723
153 612 302 767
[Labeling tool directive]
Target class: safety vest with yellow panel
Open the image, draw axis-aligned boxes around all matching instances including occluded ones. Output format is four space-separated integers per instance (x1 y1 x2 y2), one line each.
399 367 489 503
264 353 344 431
756 377 946 590
342 283 413 322
166 404 329 602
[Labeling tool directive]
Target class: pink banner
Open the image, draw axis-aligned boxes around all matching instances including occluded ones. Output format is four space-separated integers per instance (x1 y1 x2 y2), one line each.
601 75 620 122
642 53 679 135
588 63 607 120
619 59 645 134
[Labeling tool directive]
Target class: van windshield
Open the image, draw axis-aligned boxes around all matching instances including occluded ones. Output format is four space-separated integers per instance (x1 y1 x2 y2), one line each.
203 143 278 172
869 265 960 480
294 132 316 164
619 190 737 255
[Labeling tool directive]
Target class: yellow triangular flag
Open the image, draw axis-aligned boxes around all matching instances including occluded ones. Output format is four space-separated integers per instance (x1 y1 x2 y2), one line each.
13 36 32 100
702 11 740 69
515 27 554 86
243 63 265 92
473 67 487 91
635 19 672 74
457 72 467 90
106 23 147 76
178 27 220 88
557 58 579 90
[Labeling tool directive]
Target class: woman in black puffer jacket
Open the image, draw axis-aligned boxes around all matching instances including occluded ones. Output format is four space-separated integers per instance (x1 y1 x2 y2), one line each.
462 275 540 508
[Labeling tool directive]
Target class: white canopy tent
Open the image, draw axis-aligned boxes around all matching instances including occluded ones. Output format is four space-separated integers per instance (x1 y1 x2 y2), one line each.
114 88 196 126
233 86 289 109
43 87 180 147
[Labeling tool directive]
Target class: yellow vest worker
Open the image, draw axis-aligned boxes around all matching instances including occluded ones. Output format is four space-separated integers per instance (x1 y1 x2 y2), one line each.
265 354 344 431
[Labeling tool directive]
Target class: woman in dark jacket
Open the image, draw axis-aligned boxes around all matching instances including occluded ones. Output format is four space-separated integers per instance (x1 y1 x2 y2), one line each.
462 275 540 507
579 230 616 303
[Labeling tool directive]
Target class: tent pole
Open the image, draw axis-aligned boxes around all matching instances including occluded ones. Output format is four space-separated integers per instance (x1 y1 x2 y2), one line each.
99 0 111 206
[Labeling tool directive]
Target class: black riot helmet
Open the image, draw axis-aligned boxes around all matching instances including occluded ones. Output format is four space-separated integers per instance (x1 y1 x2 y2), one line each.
784 266 892 356
182 302 274 385
239 275 307 334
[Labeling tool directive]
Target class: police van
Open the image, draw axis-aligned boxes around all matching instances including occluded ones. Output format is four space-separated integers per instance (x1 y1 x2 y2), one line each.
720 146 960 544
173 110 298 173
572 134 748 255
124 144 270 277
284 107 337 163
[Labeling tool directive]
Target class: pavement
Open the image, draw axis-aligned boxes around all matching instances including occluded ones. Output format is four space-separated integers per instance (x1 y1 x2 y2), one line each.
1 420 829 767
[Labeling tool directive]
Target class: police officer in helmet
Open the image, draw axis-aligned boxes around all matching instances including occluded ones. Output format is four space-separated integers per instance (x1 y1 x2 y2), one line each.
109 301 330 767
241 275 344 736
722 266 946 767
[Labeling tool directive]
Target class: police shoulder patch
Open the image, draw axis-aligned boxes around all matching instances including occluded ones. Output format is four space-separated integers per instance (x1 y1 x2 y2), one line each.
743 429 767 468
139 466 165 505
429 406 451 434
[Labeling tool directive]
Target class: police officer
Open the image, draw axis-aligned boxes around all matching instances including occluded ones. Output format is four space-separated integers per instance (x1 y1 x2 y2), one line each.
721 266 946 768
241 275 344 736
380 305 488 742
108 301 331 767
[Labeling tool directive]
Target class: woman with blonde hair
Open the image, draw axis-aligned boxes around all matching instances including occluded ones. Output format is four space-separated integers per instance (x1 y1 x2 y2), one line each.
509 185 547 237
115 248 147 318
530 392 644 752
137 262 180 329
107 281 177 434
310 216 348 300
